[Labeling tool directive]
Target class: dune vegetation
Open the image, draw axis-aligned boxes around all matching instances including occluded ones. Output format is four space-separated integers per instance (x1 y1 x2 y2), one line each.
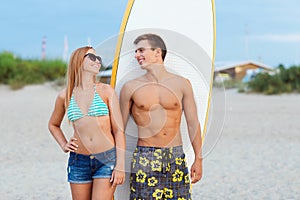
0 51 67 89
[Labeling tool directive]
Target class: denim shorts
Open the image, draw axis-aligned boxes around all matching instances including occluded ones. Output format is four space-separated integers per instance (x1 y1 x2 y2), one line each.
67 147 116 184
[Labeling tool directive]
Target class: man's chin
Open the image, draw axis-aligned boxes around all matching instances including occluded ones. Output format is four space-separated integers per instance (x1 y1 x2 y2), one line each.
140 63 148 69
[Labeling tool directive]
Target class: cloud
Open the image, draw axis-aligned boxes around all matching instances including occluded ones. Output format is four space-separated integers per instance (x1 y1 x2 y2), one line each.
250 34 300 43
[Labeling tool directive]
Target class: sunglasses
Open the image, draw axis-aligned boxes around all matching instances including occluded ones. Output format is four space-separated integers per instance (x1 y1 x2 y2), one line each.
84 53 102 63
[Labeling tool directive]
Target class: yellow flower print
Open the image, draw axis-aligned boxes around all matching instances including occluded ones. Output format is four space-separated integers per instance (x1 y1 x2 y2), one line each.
132 158 136 168
148 177 158 187
184 174 190 184
136 169 147 183
164 188 173 199
151 160 162 172
172 169 184 182
166 163 170 172
162 150 172 159
152 189 163 200
139 157 149 167
130 186 136 192
176 157 184 165
178 198 186 200
154 149 162 159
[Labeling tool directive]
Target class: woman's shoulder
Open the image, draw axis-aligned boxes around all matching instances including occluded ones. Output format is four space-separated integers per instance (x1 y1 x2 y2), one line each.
57 88 67 99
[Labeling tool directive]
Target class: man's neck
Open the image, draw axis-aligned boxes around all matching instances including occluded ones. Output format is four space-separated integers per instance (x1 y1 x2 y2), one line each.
145 63 169 82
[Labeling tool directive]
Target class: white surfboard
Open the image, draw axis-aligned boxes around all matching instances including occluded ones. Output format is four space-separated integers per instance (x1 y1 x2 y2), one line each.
111 0 216 199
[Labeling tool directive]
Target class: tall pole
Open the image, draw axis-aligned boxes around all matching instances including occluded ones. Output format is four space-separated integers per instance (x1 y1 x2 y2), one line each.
41 36 47 60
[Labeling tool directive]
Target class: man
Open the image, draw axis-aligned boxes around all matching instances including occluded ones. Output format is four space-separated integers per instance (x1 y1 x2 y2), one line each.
120 33 202 200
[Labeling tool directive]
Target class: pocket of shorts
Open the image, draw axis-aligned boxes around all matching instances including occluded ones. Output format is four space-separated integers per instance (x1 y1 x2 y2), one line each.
105 150 116 163
68 154 76 166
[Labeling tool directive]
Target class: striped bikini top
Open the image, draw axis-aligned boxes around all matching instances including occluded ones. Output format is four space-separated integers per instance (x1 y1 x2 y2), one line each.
67 86 109 122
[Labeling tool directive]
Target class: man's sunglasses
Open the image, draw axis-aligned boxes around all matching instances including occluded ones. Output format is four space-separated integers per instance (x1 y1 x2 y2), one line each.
84 53 102 64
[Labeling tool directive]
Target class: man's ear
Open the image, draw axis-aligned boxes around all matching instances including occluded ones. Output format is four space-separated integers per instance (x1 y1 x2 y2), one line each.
155 48 162 57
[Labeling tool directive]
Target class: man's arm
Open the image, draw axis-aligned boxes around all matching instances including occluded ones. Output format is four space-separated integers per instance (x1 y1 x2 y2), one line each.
182 79 203 184
119 82 133 130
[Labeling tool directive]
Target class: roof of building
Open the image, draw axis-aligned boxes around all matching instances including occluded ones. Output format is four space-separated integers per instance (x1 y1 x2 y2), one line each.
214 60 273 72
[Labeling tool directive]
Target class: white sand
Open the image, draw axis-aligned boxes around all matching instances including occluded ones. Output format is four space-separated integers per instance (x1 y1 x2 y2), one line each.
0 84 299 199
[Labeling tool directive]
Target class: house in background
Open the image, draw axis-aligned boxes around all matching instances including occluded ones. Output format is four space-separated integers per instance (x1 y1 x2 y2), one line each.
214 60 273 82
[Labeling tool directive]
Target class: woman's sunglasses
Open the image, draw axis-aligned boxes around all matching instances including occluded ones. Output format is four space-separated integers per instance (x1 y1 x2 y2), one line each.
84 53 102 64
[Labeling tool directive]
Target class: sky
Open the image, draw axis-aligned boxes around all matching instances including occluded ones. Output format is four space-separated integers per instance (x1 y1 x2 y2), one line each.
1 0 300 67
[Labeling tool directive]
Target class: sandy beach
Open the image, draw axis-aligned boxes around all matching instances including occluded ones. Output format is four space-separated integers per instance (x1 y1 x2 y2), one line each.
0 83 299 199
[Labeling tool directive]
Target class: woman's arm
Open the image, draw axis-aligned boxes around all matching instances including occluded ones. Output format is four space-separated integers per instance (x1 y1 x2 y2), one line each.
48 89 78 153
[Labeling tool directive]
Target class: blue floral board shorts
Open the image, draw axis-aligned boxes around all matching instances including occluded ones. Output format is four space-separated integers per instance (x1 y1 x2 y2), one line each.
67 147 116 184
130 146 192 200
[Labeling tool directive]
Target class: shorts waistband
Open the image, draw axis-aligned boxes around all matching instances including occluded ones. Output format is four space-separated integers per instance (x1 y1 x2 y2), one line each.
70 147 116 160
136 145 184 153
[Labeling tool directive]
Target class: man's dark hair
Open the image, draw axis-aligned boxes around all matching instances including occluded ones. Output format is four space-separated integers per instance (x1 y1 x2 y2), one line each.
134 33 167 61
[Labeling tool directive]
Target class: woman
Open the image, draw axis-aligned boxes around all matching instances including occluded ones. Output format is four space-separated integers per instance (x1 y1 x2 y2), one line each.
48 46 125 200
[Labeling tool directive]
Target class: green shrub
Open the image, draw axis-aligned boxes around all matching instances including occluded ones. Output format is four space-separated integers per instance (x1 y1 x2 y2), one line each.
249 73 285 94
0 52 17 84
248 65 300 94
277 65 300 93
0 51 67 89
39 59 66 80
18 61 45 83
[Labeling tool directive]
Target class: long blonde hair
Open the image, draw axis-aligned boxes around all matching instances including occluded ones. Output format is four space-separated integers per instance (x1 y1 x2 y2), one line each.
65 46 94 108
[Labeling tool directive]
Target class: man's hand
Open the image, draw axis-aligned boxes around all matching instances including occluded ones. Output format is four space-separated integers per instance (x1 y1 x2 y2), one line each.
110 169 125 187
190 158 203 184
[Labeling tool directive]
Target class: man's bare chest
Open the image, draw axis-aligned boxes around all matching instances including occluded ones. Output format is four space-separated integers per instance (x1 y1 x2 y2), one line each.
132 84 182 110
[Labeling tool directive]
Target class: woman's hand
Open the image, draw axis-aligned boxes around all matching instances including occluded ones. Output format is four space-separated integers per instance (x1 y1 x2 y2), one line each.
62 137 78 153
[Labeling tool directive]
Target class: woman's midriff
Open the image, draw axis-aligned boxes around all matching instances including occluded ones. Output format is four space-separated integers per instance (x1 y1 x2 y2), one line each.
72 116 115 155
